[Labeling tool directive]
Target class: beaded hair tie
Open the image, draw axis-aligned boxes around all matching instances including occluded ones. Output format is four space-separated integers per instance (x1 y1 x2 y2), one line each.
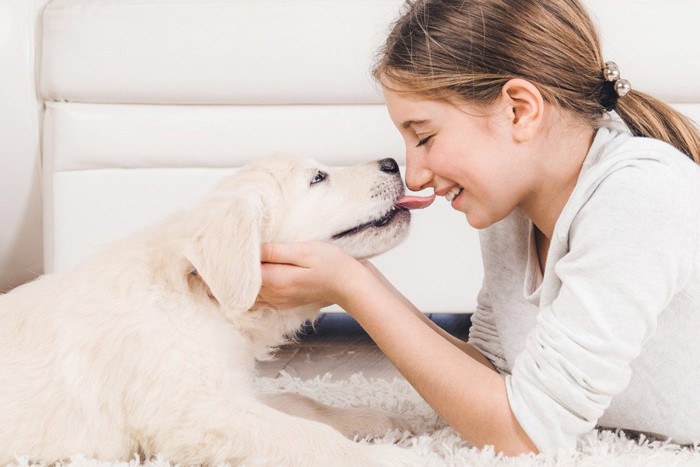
599 61 632 111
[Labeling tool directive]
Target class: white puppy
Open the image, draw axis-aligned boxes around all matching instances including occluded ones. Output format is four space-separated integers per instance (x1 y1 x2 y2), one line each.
0 156 432 466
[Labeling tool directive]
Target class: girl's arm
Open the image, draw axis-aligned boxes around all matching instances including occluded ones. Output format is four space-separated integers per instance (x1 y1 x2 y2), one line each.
360 261 495 371
260 242 538 455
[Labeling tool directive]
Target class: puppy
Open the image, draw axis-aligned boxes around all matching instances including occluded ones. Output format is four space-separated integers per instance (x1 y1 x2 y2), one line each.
0 156 433 466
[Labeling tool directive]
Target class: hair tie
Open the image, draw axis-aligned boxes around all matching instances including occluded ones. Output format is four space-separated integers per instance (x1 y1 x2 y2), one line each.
599 61 631 111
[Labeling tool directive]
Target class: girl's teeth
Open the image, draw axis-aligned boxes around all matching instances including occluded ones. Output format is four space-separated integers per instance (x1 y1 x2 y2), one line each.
445 186 463 202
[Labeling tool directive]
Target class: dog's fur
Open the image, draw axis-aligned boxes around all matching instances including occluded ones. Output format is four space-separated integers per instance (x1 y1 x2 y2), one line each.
0 156 417 466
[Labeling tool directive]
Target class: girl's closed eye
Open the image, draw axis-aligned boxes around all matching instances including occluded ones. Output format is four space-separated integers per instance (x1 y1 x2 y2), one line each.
416 134 435 147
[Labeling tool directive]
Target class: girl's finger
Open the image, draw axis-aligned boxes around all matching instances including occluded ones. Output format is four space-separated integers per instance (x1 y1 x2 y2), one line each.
260 242 313 267
260 262 297 288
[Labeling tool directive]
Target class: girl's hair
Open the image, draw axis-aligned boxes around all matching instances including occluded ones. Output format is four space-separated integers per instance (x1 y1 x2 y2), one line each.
373 0 700 163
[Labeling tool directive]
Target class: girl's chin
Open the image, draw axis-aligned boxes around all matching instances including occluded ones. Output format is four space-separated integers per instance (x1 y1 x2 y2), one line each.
465 207 512 230
465 214 491 230
459 204 496 229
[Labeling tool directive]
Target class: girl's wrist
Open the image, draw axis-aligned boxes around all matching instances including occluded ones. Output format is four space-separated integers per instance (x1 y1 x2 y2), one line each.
334 261 382 314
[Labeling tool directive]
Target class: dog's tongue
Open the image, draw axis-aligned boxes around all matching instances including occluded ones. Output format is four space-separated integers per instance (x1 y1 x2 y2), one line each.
395 193 436 210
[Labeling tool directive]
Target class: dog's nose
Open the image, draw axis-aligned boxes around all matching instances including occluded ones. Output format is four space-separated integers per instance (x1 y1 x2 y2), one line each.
378 158 400 174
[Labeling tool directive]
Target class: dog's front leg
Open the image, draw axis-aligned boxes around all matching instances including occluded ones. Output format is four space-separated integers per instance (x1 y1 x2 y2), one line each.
151 398 416 467
261 392 413 439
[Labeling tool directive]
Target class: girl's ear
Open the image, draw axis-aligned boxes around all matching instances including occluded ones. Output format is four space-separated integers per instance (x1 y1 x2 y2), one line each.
185 194 264 317
501 78 545 143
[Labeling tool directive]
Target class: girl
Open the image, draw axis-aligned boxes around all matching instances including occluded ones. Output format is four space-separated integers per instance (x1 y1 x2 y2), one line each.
259 0 700 456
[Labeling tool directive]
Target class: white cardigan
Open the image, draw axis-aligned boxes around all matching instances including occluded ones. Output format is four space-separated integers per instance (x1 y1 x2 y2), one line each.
468 124 700 453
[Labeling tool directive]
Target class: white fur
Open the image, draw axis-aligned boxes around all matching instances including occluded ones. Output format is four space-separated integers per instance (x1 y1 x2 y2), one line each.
0 156 417 466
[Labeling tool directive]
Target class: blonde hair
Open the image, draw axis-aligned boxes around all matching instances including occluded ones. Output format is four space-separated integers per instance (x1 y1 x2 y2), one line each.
373 0 700 163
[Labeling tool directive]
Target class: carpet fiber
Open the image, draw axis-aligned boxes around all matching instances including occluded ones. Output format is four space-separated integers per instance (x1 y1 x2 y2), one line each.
9 372 700 467
257 372 700 467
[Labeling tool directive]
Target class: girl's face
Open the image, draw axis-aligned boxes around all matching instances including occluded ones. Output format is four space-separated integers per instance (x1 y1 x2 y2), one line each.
384 89 536 229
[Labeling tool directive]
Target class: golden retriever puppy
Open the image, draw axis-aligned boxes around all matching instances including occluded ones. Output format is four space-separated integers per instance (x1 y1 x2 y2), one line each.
0 156 432 466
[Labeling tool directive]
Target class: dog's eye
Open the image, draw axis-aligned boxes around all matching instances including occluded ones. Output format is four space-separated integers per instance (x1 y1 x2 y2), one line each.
310 170 328 185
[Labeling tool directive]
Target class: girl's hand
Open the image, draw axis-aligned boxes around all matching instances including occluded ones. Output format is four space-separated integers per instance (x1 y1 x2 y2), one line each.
259 241 363 310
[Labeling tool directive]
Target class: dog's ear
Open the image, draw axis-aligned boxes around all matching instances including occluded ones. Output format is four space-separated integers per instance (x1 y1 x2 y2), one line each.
185 194 264 315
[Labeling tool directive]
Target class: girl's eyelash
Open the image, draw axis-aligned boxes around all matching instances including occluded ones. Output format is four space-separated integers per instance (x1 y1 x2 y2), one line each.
416 135 434 147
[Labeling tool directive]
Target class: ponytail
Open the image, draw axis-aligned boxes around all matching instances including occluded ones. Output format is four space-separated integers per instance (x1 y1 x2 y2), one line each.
615 91 700 164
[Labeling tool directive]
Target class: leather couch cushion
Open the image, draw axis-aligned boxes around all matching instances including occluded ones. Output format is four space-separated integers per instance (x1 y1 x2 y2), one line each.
40 0 403 104
40 0 700 105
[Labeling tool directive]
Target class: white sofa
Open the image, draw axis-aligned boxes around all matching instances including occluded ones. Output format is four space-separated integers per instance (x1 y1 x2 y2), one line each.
2 0 699 314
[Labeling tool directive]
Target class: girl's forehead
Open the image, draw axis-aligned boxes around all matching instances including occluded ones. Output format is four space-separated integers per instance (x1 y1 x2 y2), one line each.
385 92 473 122
384 91 441 114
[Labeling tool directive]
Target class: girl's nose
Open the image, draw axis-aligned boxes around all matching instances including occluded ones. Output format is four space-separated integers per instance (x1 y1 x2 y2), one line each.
405 153 432 192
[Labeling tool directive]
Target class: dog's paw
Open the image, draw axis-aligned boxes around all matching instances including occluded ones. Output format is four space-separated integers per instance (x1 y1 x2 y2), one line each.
334 407 413 439
261 392 412 440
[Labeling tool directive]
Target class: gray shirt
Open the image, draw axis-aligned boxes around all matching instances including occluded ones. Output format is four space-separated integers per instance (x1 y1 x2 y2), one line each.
467 124 700 453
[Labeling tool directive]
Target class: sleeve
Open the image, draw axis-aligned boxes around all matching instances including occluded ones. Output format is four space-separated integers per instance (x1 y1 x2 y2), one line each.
505 161 696 453
467 279 509 374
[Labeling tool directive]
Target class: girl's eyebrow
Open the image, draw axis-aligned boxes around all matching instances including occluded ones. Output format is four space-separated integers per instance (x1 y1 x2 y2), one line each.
401 119 429 129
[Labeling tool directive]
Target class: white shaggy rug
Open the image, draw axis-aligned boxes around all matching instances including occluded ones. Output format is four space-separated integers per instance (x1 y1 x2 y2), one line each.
9 372 700 467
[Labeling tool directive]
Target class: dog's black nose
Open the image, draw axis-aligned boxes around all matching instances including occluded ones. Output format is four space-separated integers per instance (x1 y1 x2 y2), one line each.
378 158 400 174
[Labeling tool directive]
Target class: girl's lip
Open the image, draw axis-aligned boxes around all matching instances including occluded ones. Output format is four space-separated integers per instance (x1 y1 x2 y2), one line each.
450 188 464 209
